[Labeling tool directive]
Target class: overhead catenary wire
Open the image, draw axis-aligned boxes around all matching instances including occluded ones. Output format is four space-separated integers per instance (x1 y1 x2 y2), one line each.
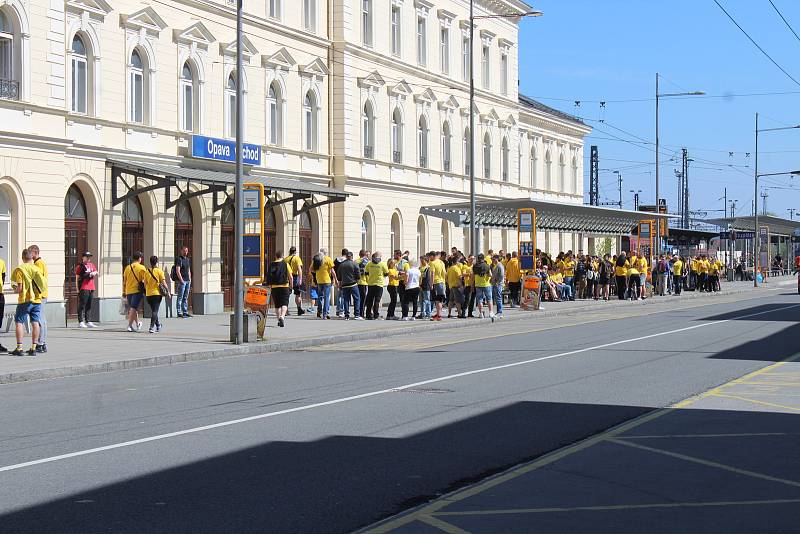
767 0 800 44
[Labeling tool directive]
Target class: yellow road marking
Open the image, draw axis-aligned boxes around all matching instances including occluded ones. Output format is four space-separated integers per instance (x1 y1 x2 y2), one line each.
431 498 800 516
607 438 800 488
417 514 470 534
709 392 800 413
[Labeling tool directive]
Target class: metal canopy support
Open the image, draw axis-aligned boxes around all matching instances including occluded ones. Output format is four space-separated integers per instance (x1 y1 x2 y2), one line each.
165 181 228 210
212 190 234 213
111 166 174 207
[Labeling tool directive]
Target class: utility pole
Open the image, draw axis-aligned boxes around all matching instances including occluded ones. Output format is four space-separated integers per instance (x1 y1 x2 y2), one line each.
789 208 796 220
682 148 690 229
614 171 623 209
730 200 737 218
589 145 599 206
468 0 475 255
722 187 727 221
761 189 769 215
630 189 642 210
233 0 244 344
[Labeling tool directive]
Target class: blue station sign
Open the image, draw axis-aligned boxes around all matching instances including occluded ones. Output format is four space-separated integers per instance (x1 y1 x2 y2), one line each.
191 135 261 166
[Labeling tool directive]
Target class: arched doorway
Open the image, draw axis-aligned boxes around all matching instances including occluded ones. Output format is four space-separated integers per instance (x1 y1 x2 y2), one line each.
265 207 277 263
220 204 234 308
416 216 426 259
298 211 312 285
65 185 88 317
122 196 144 269
174 200 194 311
390 212 401 253
0 190 10 271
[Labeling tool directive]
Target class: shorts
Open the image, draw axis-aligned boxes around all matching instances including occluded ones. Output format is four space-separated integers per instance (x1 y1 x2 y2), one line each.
432 283 447 302
127 292 144 310
628 275 642 290
15 302 41 324
475 286 492 304
292 276 303 295
271 287 291 308
448 286 465 305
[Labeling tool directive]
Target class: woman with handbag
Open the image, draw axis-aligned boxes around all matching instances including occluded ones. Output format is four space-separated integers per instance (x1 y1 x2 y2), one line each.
144 255 171 333
122 252 147 332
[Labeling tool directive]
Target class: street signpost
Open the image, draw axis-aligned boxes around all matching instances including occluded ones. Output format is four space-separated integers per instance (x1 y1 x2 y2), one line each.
517 208 537 270
242 183 264 282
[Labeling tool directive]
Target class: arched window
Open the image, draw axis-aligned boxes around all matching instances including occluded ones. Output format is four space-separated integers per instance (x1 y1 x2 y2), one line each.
483 133 491 180
303 90 317 152
70 34 88 114
362 101 375 158
122 196 143 269
390 212 401 252
572 155 579 195
129 49 148 123
441 121 451 172
559 152 566 192
463 127 471 175
65 185 87 220
391 107 403 164
180 61 198 132
530 146 538 188
501 137 509 182
518 143 523 184
225 71 238 138
416 216 426 259
267 81 283 146
361 210 372 251
417 115 428 168
545 149 552 190
0 9 20 100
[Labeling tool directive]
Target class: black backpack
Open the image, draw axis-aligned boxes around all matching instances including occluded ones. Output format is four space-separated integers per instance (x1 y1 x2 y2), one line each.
312 254 323 271
267 261 289 286
170 264 179 282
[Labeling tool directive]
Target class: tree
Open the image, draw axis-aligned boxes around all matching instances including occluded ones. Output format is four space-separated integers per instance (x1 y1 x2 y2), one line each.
595 237 613 256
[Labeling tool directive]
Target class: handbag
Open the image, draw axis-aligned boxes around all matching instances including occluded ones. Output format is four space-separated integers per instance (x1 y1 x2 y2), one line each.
128 265 145 294
118 296 129 316
147 268 170 297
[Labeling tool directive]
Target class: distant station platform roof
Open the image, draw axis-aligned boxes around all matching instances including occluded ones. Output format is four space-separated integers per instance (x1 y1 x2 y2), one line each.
420 198 675 235
706 215 800 237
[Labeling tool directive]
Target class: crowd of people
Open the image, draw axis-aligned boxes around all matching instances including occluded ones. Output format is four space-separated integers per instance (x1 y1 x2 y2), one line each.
260 245 729 327
1 245 51 356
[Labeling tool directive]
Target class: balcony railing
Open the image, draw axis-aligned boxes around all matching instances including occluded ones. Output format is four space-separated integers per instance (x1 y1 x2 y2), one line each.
363 145 374 159
393 151 402 164
0 79 20 100
443 160 451 172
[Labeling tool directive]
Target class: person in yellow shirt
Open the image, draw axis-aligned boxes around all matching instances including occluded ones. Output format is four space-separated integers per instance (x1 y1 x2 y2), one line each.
123 251 147 332
672 256 684 295
627 252 641 300
357 249 370 319
386 259 401 320
27 245 49 353
446 260 464 318
428 251 447 320
144 255 170 333
698 255 710 292
311 248 337 319
472 253 495 320
364 251 388 320
461 255 476 317
614 252 630 300
285 246 305 316
11 248 46 356
708 257 720 292
0 252 6 352
506 252 522 308
637 254 648 297
690 256 700 291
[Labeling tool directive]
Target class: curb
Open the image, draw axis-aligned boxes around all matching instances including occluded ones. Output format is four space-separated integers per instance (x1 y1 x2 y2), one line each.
1 281 794 385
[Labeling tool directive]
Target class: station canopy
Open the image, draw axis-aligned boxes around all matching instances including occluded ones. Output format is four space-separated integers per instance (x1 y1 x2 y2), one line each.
706 215 800 238
108 158 350 216
421 198 675 235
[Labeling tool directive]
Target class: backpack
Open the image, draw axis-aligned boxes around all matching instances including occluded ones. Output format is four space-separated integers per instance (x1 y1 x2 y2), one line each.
358 258 368 277
267 261 289 286
658 260 668 273
575 262 587 276
170 264 179 282
312 254 323 272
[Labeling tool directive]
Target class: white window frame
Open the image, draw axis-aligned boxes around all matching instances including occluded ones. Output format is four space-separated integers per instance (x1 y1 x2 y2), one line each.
439 26 449 75
362 0 373 47
416 16 427 66
418 115 428 169
362 101 375 158
0 12 13 83
303 0 316 32
392 108 403 164
483 134 491 179
500 52 508 95
481 44 489 89
70 35 88 114
267 82 283 146
225 71 237 139
303 91 317 152
269 0 281 19
501 138 509 182
461 36 469 82
179 62 197 132
391 5 401 57
441 121 451 172
129 49 145 124
463 127 471 175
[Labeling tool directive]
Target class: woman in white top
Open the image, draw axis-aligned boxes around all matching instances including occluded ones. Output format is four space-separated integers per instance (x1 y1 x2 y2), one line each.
401 261 422 320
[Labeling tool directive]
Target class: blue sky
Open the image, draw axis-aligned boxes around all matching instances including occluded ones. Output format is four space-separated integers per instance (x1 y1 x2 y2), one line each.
518 0 800 219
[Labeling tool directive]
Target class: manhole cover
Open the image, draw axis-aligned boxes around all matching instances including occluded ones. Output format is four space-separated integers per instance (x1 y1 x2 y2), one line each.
395 387 454 394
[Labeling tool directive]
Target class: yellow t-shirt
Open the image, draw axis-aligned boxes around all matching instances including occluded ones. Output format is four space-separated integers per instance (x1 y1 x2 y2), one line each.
285 255 303 276
672 260 683 276
388 267 400 287
461 263 473 286
34 258 48 298
637 257 648 273
365 260 388 286
12 263 43 304
473 263 491 288
313 255 335 285
430 259 446 285
447 265 463 288
691 260 699 273
614 260 629 277
550 272 564 284
698 260 710 274
144 267 167 297
123 262 147 295
627 258 640 276
561 259 575 277
0 258 6 287
506 258 521 283
708 261 719 275
358 258 369 285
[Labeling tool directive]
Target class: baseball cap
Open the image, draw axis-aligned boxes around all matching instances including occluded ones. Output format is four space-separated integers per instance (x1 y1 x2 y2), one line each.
83 251 93 256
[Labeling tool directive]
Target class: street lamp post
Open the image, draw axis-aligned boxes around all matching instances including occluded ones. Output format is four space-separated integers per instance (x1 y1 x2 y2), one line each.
753 112 800 286
655 73 704 256
233 0 244 344
468 4 542 254
630 189 642 211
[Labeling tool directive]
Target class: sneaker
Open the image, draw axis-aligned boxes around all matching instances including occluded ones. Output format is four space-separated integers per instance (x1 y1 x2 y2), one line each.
0 344 6 353
87 322 97 328
184 314 193 318
298 309 306 316
79 322 88 328
36 344 47 353
353 316 365 320
157 324 163 332
410 317 416 321
278 317 285 328
325 315 331 320
149 327 156 334
127 326 134 332
136 322 142 332
10 348 24 356
317 312 322 319
336 311 343 318
26 348 37 356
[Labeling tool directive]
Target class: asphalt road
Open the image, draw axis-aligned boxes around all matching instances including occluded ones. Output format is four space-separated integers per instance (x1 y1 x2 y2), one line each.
0 291 798 533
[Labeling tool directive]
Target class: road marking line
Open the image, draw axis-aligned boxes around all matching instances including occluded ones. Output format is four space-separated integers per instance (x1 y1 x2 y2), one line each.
617 432 791 439
417 514 470 533
607 438 800 488
431 498 800 516
2 303 798 476
710 392 800 412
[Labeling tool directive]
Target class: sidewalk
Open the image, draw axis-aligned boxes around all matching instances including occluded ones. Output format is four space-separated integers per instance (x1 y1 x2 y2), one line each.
365 355 800 534
0 278 794 384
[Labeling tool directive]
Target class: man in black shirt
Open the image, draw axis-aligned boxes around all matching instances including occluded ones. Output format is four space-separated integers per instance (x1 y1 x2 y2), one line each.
335 250 362 320
175 247 192 318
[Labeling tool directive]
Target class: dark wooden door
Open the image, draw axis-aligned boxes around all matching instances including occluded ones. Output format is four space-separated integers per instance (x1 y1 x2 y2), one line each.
122 197 144 269
64 185 88 317
174 200 195 311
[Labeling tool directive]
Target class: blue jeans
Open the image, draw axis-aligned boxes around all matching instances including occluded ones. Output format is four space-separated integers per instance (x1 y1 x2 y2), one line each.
564 276 575 300
316 283 332 317
38 297 47 343
336 290 345 315
421 290 432 317
340 285 361 318
177 281 191 315
558 283 573 300
492 285 504 314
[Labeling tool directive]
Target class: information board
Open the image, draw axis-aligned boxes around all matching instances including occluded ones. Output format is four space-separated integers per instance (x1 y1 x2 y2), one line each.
517 208 537 270
242 183 265 280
